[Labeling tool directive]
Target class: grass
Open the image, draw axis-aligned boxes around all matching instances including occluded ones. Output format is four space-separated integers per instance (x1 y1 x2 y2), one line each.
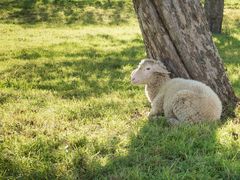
0 0 135 25
0 0 239 179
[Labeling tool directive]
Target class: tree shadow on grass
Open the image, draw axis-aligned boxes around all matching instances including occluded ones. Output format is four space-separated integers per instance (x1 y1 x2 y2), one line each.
214 34 240 96
0 39 145 100
1 117 240 179
214 31 240 65
0 0 133 25
78 120 240 179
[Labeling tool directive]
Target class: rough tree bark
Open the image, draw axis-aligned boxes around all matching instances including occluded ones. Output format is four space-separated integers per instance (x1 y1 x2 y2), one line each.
205 0 224 33
132 0 237 115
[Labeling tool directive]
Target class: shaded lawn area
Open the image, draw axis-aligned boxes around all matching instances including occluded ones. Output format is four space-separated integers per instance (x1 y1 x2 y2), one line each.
0 0 135 25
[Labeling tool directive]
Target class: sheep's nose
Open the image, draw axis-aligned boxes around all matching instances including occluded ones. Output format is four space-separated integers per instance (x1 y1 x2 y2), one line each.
131 77 135 81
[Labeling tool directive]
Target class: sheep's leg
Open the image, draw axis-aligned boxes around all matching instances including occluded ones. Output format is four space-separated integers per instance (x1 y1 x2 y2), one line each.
168 118 181 125
163 99 181 124
148 94 164 119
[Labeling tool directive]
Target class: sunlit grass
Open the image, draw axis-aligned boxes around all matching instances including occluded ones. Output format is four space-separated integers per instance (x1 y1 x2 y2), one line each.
213 9 240 96
0 21 147 178
0 0 136 25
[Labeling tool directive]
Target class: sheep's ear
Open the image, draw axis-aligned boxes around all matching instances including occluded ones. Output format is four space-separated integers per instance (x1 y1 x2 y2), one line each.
154 66 170 74
154 61 170 74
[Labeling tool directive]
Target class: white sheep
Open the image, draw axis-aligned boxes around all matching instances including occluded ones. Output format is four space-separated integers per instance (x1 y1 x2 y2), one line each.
131 59 222 125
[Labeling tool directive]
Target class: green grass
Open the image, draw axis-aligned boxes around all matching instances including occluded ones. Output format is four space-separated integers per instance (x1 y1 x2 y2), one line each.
0 0 135 25
0 1 239 179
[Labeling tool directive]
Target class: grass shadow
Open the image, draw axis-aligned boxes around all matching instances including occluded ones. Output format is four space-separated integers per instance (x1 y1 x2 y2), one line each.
84 120 240 179
213 33 240 96
0 0 134 25
2 118 240 179
0 38 145 100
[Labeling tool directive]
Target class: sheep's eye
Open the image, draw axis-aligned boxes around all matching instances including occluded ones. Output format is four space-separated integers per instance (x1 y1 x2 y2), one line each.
146 68 151 70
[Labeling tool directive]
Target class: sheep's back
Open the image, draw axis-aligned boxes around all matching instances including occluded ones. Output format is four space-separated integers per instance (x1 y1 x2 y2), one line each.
162 78 222 111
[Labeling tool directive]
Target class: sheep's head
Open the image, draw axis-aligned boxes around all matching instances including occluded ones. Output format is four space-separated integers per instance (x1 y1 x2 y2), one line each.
131 59 170 85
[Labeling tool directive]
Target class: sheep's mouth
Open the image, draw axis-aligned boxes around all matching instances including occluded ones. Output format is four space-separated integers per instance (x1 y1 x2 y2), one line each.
131 78 138 84
131 80 138 85
131 79 143 85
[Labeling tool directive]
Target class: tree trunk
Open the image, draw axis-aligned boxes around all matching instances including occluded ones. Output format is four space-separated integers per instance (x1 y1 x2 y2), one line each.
205 0 224 33
132 0 237 116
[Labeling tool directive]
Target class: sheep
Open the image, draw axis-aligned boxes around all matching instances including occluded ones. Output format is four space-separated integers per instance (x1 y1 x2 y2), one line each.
131 58 222 125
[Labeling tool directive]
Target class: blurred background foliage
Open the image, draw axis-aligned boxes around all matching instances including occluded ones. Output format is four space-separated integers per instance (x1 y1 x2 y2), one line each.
0 0 135 24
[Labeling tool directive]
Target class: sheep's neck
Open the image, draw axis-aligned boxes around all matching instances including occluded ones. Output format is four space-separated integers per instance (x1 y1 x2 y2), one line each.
145 74 170 102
